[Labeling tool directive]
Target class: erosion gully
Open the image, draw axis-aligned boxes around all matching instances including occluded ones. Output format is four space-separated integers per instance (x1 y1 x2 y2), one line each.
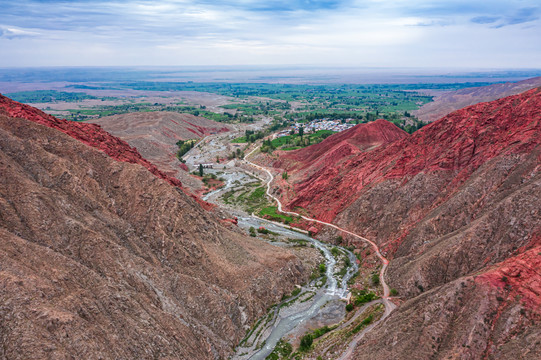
192 135 394 359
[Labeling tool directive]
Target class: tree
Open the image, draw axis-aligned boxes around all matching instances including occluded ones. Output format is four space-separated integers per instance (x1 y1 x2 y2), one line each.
282 171 288 180
299 126 304 139
199 164 204 177
299 334 313 351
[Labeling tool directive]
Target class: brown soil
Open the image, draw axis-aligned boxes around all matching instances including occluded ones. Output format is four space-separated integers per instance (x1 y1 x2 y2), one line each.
0 111 307 359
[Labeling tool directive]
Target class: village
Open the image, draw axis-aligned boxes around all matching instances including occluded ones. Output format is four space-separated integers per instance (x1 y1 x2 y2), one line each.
275 118 357 137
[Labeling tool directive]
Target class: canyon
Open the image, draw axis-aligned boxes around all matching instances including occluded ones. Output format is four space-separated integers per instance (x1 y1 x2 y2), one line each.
0 84 540 360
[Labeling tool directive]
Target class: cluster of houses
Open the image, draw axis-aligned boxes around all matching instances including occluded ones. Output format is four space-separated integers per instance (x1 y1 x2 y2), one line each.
276 118 356 138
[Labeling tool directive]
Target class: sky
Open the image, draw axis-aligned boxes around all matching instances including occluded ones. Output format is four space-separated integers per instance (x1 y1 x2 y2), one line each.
0 0 540 68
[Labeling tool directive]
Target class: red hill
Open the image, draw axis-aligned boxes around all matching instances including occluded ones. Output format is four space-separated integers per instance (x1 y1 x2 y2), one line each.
273 87 541 301
276 119 408 174
0 94 183 188
272 87 541 359
279 88 541 224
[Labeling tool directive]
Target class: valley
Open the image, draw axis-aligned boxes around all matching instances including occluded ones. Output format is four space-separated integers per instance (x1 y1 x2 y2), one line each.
177 127 374 359
1 72 539 360
2 0 541 357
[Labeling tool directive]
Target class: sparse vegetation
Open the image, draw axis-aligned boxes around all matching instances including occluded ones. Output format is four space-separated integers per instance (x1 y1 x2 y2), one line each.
176 139 197 161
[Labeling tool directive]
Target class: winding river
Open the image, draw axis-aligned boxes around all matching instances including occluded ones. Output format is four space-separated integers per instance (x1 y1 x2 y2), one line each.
192 137 395 359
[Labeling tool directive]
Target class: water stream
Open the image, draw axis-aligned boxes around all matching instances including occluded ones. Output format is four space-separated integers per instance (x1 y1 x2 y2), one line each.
233 216 359 360
191 141 360 359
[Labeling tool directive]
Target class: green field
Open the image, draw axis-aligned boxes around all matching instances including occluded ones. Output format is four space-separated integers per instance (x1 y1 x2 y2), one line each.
271 130 335 150
259 206 294 223
6 90 101 103
10 81 501 133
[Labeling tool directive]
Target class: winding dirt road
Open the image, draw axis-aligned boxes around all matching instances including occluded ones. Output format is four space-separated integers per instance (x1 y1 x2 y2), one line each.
243 145 396 359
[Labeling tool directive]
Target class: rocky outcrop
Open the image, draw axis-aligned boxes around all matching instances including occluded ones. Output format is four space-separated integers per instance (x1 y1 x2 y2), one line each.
0 102 306 359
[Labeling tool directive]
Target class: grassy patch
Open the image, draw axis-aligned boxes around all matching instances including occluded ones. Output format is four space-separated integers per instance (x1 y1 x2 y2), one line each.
271 130 335 150
231 136 249 143
259 206 294 223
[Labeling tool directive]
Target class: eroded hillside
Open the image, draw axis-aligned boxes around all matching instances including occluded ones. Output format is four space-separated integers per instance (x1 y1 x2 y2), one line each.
271 88 541 359
0 97 306 359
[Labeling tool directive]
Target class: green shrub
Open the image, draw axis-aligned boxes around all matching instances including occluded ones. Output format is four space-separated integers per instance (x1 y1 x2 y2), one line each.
249 226 256 237
346 303 354 312
299 334 313 351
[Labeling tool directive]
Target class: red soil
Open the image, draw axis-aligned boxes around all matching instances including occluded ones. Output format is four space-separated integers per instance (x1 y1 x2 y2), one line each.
476 240 541 312
278 88 541 224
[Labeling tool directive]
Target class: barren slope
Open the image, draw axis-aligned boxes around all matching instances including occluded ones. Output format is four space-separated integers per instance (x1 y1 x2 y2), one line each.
91 111 230 179
0 103 305 359
276 119 408 175
415 76 541 123
352 245 541 360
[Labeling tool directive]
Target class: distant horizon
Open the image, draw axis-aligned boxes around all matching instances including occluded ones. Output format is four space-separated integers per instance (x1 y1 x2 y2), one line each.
1 65 541 73
1 66 540 85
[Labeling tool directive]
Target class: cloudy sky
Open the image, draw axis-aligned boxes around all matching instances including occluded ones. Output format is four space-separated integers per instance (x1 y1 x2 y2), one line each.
0 0 539 68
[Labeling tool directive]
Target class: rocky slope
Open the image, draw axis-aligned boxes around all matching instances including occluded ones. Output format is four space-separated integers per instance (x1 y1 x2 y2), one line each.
415 76 541 123
272 88 541 359
0 97 307 359
353 244 541 360
91 111 231 179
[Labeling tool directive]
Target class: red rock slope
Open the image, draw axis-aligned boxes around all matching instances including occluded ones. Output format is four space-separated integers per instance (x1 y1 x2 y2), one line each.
0 94 182 188
275 86 540 305
278 88 541 226
272 89 541 360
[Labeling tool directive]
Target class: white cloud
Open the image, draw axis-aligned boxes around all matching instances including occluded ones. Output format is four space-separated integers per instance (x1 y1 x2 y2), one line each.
0 0 539 67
